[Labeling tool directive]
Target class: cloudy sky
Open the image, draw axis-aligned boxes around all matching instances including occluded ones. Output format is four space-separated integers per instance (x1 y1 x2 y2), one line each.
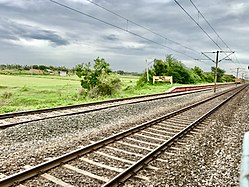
0 0 248 77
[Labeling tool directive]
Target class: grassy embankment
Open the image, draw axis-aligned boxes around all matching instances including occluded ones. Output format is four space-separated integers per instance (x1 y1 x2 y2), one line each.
0 74 178 113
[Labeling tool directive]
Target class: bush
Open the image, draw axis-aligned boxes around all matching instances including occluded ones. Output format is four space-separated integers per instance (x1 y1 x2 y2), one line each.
75 57 121 98
206 73 214 83
2 92 13 99
89 73 121 98
20 86 29 92
136 69 154 87
222 74 235 82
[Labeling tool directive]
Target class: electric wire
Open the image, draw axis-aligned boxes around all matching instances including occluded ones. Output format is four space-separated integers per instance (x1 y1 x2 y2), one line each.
85 0 200 54
189 0 232 52
48 0 199 60
189 0 242 68
233 53 243 68
173 0 224 52
175 0 242 70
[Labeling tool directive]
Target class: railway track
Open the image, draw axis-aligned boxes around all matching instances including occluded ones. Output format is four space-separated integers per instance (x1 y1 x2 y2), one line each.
0 84 246 187
0 88 215 129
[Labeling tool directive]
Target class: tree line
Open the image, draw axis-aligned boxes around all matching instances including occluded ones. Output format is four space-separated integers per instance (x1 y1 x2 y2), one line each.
138 55 235 85
0 64 69 72
1 56 236 99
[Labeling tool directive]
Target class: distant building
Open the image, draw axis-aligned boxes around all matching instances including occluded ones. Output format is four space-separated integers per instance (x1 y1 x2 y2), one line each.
59 71 67 76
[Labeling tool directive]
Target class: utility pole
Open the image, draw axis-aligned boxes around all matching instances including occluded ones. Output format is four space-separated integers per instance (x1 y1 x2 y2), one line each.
146 59 149 82
230 67 245 86
201 51 234 93
230 68 244 79
241 73 245 82
236 68 239 79
146 59 154 82
213 51 219 93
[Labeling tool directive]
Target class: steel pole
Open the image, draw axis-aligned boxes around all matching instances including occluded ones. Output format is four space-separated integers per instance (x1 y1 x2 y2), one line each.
214 51 219 93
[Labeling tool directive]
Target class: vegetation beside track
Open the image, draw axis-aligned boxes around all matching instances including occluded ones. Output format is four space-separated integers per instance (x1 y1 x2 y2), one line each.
0 56 236 114
0 74 181 113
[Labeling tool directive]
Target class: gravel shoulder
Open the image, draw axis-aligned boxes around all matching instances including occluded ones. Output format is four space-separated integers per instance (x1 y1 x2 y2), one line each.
139 85 249 186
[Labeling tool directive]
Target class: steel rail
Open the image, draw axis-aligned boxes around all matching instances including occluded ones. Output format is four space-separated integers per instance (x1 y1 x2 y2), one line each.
1 82 234 120
0 88 211 120
0 85 243 187
103 84 247 186
0 88 212 129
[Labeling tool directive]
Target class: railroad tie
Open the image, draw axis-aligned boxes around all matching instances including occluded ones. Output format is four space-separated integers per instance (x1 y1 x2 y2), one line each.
134 133 166 142
63 164 109 182
105 146 145 157
126 137 160 147
23 165 74 187
95 151 159 171
117 141 153 151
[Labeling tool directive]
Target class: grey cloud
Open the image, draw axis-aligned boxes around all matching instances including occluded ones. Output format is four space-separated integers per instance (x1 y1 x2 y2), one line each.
21 29 70 46
0 0 248 74
0 18 70 46
104 34 119 41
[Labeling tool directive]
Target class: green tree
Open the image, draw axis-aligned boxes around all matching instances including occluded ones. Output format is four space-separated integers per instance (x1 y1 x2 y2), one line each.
192 66 207 81
137 55 222 86
206 72 214 82
75 62 93 90
75 57 121 97
94 57 111 75
153 59 167 76
165 55 194 84
211 67 225 82
222 74 235 82
138 55 197 85
38 65 48 71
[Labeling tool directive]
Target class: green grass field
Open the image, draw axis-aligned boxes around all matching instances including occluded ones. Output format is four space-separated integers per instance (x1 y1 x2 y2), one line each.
0 74 177 113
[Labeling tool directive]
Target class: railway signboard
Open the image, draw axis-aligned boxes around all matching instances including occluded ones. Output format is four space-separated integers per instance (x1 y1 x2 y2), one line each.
153 76 173 84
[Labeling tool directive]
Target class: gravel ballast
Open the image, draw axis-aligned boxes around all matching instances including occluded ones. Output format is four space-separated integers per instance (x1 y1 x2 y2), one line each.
0 85 245 186
1 89 224 176
126 85 249 186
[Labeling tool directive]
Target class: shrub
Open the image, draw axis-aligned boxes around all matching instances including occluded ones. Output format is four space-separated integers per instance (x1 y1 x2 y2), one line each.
136 69 154 87
2 92 12 99
89 73 121 98
20 86 29 92
75 57 112 91
206 73 214 83
75 57 121 98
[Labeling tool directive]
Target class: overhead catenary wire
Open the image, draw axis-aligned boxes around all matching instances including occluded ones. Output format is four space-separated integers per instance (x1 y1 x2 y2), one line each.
48 0 200 60
173 0 224 52
189 0 232 52
85 0 200 54
174 0 243 71
233 52 243 68
188 0 242 68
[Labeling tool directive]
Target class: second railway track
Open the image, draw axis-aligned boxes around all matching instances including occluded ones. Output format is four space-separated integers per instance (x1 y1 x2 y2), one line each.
0 84 246 186
0 85 231 129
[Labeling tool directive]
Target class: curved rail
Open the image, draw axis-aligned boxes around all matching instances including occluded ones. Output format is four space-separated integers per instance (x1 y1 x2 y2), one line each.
0 84 245 187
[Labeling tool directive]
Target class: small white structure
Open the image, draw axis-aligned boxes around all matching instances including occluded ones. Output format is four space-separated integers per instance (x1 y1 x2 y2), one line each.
153 76 173 84
59 71 67 76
